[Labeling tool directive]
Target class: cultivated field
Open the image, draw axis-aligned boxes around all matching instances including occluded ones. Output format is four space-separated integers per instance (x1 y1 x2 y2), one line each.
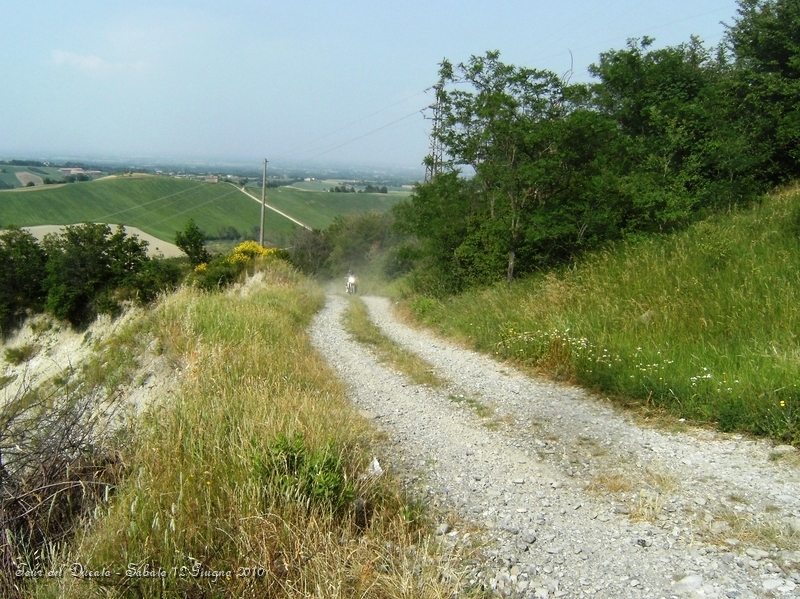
14 172 43 187
247 184 407 230
0 165 66 189
0 176 297 247
1 176 407 248
288 179 412 194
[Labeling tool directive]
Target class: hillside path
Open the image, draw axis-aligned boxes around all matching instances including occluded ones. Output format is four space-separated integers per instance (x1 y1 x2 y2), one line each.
309 295 800 599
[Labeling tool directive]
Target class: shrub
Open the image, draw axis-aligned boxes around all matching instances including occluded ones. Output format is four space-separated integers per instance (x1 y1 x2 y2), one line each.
174 219 210 266
0 228 47 336
129 258 185 304
189 255 239 291
42 223 149 326
254 433 354 513
4 344 39 365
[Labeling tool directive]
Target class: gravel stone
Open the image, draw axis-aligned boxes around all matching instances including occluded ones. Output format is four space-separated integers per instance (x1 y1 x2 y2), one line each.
309 295 800 598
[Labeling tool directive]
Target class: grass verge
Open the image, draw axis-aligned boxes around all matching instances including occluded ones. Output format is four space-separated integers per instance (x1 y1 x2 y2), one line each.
404 188 800 445
25 262 460 598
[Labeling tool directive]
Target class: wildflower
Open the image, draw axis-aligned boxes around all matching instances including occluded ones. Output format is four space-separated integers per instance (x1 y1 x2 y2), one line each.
232 240 271 259
781 400 786 408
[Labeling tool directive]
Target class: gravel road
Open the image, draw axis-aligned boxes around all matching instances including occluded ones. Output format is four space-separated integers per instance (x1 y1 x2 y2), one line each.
309 295 800 598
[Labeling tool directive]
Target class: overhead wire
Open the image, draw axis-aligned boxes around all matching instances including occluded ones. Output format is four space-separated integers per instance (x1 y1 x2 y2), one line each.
530 4 733 73
278 5 734 167
141 187 242 230
90 182 207 223
300 107 428 162
281 87 432 159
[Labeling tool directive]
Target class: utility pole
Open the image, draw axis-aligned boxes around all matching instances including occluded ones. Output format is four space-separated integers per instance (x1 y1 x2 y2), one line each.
424 84 443 183
259 158 268 247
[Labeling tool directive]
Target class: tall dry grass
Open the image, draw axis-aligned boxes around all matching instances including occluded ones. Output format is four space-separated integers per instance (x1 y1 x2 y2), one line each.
29 261 460 598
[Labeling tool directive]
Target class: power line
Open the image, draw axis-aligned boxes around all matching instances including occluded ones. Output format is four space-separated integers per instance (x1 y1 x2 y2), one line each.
90 182 207 222
280 88 431 159
141 187 241 230
299 107 426 162
530 4 733 71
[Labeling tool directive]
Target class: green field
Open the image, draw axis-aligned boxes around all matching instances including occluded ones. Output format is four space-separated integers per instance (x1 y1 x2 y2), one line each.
0 175 407 246
247 185 407 230
286 180 335 192
287 179 412 194
0 176 299 246
0 165 68 189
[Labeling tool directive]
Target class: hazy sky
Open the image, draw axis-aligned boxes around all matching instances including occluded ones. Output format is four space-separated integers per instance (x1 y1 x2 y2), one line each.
2 0 740 171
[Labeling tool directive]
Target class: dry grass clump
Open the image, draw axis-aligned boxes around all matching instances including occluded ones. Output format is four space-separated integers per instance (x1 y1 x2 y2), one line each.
585 471 632 495
31 262 460 598
586 466 677 522
629 469 678 522
707 507 799 551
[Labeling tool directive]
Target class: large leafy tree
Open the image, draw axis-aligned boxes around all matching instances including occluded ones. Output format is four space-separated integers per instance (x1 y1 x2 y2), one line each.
413 52 621 284
589 36 758 229
725 0 800 185
434 52 573 282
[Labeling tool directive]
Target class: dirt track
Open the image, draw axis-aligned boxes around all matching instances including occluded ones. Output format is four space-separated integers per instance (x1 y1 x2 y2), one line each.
310 294 800 598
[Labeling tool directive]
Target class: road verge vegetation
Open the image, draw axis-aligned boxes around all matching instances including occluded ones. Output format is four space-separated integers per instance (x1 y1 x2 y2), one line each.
18 259 458 598
405 188 800 445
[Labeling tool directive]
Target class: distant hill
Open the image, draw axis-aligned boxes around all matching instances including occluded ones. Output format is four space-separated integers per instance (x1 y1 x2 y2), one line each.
0 175 407 247
0 165 69 189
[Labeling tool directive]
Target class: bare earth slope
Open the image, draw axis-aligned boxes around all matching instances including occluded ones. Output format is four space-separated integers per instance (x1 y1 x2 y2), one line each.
310 295 800 599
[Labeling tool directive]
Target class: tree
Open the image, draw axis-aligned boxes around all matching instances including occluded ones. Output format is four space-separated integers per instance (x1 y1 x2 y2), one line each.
175 219 211 266
724 0 800 185
588 36 760 226
322 211 395 273
393 172 477 293
0 228 47 334
288 228 332 275
42 223 148 325
433 51 598 282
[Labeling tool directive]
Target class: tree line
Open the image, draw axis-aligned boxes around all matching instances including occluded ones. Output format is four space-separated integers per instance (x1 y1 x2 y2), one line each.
390 0 800 294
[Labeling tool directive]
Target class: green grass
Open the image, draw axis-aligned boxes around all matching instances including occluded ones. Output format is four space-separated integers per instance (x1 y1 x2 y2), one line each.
406 187 800 445
0 176 299 246
0 166 68 189
29 262 459 598
343 297 446 388
252 185 407 230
